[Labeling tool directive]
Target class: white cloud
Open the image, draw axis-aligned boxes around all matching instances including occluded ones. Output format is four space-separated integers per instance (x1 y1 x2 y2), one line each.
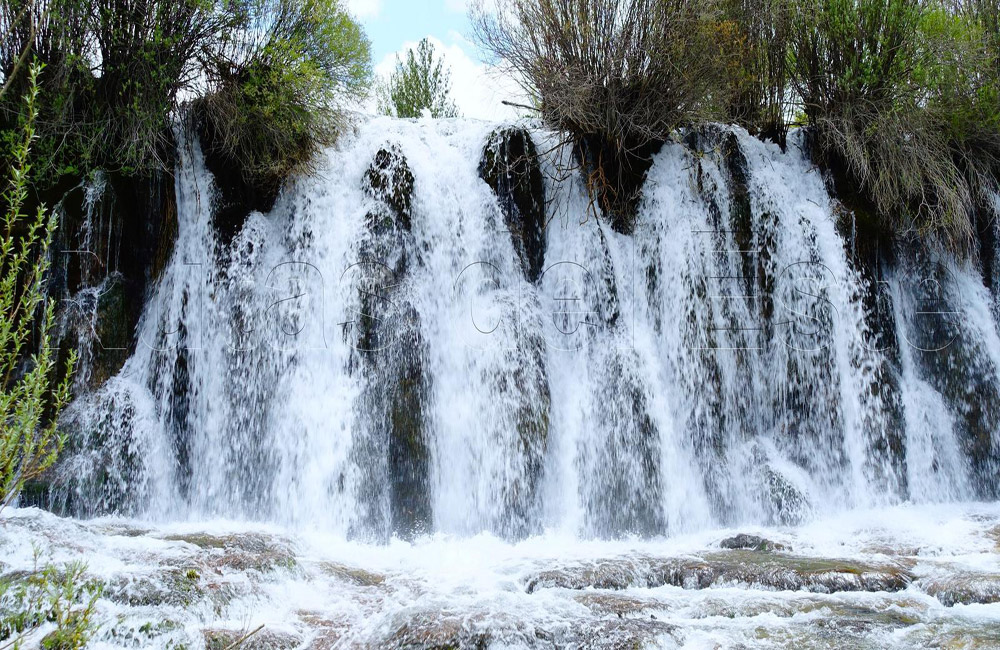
372 36 528 121
345 0 382 19
444 0 469 12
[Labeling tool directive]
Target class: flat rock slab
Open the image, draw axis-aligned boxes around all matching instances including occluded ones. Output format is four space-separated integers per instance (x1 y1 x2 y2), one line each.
524 550 914 594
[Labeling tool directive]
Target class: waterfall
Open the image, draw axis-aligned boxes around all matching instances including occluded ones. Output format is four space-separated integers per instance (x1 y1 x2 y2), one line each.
51 117 1000 539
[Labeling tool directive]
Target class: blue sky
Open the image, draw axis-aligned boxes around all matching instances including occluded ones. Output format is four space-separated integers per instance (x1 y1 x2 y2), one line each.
348 0 478 63
346 0 524 119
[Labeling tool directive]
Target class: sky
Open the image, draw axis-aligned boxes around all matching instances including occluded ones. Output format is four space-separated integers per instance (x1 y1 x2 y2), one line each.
344 0 525 120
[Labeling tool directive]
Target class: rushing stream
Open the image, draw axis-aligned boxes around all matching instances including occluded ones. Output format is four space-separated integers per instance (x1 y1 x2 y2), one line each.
5 116 1000 648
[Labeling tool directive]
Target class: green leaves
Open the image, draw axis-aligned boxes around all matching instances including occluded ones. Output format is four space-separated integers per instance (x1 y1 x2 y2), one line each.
377 38 460 119
0 60 76 512
0 0 373 187
0 558 103 649
195 0 372 192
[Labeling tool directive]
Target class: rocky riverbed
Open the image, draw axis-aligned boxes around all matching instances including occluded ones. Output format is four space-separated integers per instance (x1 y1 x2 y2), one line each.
2 503 1000 649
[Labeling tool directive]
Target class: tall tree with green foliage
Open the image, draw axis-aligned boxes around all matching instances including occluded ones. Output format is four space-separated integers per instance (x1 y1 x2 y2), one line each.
0 60 75 510
378 38 460 118
198 0 373 190
0 0 373 191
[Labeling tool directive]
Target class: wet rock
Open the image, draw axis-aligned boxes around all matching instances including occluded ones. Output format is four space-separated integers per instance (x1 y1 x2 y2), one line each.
566 618 680 650
918 571 1000 606
350 297 432 540
573 592 655 617
387 307 432 539
381 612 492 650
163 532 297 574
363 145 415 230
352 147 431 540
106 567 208 608
298 612 352 650
195 110 283 245
107 618 183 646
720 533 788 552
484 304 551 539
47 380 151 516
746 442 811 526
49 170 175 390
900 247 1000 498
989 524 1000 551
583 349 663 538
318 562 386 588
901 621 1000 649
524 551 913 594
88 274 131 388
203 628 300 650
575 133 662 235
479 128 547 282
720 131 774 326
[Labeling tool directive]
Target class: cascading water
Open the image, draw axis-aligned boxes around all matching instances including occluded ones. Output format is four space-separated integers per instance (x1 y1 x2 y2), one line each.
51 117 1000 541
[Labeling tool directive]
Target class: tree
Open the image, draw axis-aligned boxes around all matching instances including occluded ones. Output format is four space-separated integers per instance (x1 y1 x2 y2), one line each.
378 38 460 118
472 0 725 231
198 0 373 191
0 60 75 510
0 0 373 189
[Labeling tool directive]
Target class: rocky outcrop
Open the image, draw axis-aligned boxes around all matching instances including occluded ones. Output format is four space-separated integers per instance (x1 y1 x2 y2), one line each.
584 349 664 538
351 145 431 540
900 246 1000 497
364 145 415 231
576 133 662 235
194 113 282 245
524 550 914 594
52 169 177 393
479 128 547 281
720 533 788 552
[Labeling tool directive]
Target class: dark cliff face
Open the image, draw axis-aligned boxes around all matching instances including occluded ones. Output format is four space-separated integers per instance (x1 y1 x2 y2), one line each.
193 110 284 247
479 127 548 283
52 168 178 393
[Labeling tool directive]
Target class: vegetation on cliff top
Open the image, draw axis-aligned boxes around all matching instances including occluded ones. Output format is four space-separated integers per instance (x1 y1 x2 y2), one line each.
474 0 1000 248
0 0 372 196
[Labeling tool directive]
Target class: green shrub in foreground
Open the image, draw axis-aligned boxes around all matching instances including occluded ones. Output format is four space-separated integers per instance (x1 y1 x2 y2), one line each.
0 60 74 511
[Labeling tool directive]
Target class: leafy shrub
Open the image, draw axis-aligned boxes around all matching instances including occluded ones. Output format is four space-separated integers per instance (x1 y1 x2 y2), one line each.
0 61 75 510
0 0 372 192
0 558 103 649
720 0 792 144
196 0 372 193
787 0 993 246
377 38 460 118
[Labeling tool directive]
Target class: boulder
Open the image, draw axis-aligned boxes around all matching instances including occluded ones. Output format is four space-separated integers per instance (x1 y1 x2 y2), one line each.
719 533 788 552
524 551 913 594
479 128 547 282
363 145 415 230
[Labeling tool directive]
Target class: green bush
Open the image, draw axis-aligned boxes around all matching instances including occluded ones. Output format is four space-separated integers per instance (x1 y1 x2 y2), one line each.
720 0 792 144
0 559 103 649
0 0 372 192
197 0 372 191
787 0 995 246
0 61 75 510
377 38 460 118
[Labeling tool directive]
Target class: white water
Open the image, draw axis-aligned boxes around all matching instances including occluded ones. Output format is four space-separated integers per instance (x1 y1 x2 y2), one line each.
3 503 1000 649
49 117 1000 539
